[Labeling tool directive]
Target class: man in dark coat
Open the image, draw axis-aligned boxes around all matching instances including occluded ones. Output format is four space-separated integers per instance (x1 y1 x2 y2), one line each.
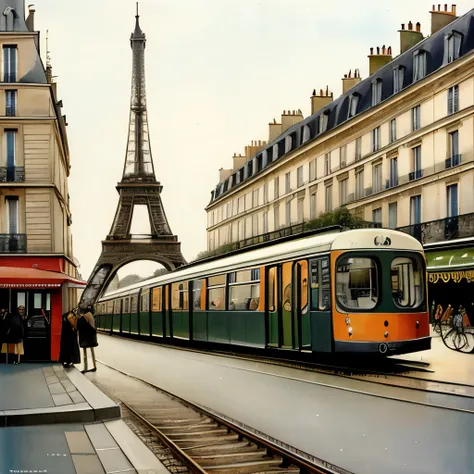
2 307 24 364
77 305 98 373
58 309 81 368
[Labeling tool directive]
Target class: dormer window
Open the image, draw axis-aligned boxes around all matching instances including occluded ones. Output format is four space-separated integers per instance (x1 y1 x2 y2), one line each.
285 135 292 153
445 31 462 64
347 94 359 118
372 79 382 106
272 143 279 161
413 50 427 82
393 66 405 94
319 110 329 134
302 124 311 144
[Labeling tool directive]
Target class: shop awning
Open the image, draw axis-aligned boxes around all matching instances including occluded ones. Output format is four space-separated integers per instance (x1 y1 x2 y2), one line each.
426 247 474 284
0 266 87 289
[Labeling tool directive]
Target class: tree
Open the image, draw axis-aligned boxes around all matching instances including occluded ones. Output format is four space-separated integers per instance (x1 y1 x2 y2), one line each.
117 274 143 289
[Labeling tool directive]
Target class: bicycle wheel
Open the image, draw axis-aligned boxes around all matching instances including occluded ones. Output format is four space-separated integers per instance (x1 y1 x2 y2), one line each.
441 327 458 351
453 332 468 351
458 329 474 354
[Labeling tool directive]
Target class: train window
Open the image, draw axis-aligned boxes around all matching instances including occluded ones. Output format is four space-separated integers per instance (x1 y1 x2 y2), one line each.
268 267 277 312
391 256 424 308
229 268 260 284
310 258 330 311
141 290 150 312
208 274 226 310
298 260 309 314
152 287 162 312
131 296 138 313
193 280 202 309
114 300 121 315
172 282 189 310
228 268 260 311
124 298 129 313
282 262 293 312
336 257 378 310
107 301 113 314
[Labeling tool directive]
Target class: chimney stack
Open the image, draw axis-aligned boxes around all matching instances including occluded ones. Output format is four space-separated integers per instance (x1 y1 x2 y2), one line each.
368 45 393 75
342 69 362 94
430 4 457 35
399 22 424 54
26 4 35 31
310 87 333 115
281 109 304 133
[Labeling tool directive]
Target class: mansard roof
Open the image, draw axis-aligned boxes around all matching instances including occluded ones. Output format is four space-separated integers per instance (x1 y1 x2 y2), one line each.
0 0 27 32
209 7 474 206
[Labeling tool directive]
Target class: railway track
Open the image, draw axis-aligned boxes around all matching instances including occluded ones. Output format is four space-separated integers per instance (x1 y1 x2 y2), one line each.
89 362 351 474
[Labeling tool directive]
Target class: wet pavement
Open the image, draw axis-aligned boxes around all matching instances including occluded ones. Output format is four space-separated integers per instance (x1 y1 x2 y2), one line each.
94 334 474 474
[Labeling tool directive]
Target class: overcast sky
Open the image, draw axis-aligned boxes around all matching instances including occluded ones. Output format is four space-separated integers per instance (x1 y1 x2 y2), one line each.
33 0 473 280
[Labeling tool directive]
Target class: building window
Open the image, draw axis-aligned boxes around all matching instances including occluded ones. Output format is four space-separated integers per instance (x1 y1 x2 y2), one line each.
3 46 17 83
448 85 459 114
285 200 291 226
447 130 460 168
297 166 303 188
6 196 18 234
274 205 280 229
272 143 279 162
263 212 268 233
372 208 382 224
445 32 462 64
372 79 382 106
263 184 268 204
310 192 317 220
325 185 332 212
355 170 364 199
390 119 396 143
237 196 244 214
5 90 16 116
372 127 380 152
340 145 347 168
285 172 291 194
309 158 317 181
389 202 397 229
373 163 382 193
253 189 259 207
390 157 398 187
393 66 405 94
410 195 422 225
412 105 421 131
252 214 259 235
348 94 359 118
285 135 293 153
5 129 16 169
319 111 329 134
297 198 304 223
413 51 427 82
447 184 458 218
274 177 279 199
355 138 361 161
339 179 348 205
227 202 232 219
411 146 422 180
302 124 311 144
324 153 331 176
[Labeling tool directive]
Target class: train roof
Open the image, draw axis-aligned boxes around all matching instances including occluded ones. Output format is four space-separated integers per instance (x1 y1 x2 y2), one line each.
99 228 423 301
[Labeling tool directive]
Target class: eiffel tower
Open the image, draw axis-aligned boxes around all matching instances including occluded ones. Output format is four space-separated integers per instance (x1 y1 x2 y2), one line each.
80 4 186 308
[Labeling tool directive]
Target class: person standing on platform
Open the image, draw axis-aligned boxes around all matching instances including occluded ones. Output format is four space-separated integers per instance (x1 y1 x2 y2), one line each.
77 305 98 373
0 307 8 356
2 307 24 364
59 308 80 368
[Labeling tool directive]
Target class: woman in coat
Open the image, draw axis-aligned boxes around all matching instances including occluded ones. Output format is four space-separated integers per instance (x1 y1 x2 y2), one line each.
58 309 81 367
1 307 24 364
77 305 98 373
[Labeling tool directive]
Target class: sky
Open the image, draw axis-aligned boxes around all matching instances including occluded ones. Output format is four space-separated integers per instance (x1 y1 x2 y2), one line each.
33 0 473 281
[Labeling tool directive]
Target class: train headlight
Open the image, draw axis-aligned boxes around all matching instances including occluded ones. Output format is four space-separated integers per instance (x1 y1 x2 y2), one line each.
348 326 353 336
345 317 351 325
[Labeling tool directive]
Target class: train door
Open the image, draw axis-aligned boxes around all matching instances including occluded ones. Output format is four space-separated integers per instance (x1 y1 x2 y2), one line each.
165 284 171 337
309 257 333 352
267 266 279 347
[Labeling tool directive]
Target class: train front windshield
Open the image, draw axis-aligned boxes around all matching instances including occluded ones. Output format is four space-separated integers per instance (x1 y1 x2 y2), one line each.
335 252 426 312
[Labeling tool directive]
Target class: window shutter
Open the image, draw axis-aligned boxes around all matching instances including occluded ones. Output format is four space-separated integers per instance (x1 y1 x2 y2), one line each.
454 85 459 112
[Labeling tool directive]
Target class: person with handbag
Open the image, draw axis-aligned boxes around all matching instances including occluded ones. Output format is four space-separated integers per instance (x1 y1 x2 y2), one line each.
77 305 98 373
58 308 81 368
1 307 24 364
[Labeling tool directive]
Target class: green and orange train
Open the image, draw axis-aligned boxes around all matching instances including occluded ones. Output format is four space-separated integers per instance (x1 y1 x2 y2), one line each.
94 228 431 356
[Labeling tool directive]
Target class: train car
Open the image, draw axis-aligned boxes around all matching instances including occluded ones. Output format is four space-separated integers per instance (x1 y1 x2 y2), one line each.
95 228 431 356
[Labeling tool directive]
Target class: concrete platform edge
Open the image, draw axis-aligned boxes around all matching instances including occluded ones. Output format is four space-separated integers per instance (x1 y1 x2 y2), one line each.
104 418 171 473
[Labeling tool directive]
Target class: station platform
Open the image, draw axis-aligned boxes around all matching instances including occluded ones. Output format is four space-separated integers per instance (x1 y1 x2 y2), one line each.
93 334 474 474
0 363 169 474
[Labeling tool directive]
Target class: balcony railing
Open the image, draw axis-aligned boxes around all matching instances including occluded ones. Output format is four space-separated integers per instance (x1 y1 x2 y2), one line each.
0 166 24 183
396 213 474 245
409 169 423 181
445 154 461 169
0 234 27 253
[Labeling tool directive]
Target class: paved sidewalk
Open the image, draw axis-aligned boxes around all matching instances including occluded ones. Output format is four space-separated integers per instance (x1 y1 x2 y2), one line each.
0 363 169 473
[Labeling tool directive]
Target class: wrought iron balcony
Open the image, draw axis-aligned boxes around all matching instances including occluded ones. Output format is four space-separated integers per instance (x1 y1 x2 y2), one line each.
445 154 461 169
0 166 24 183
0 234 27 253
396 213 474 245
409 169 423 181
386 177 398 189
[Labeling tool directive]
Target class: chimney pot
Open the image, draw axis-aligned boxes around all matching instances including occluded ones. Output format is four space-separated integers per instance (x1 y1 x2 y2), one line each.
444 4 448 11
370 47 374 55
312 89 316 96
401 23 405 30
388 46 392 55
432 4 435 10
382 45 386 54
376 46 380 54
452 4 456 15
438 4 441 11
408 21 413 30
416 22 421 32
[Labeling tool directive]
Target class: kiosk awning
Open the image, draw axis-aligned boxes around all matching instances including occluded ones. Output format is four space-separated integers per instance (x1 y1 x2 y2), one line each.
0 266 87 289
427 247 474 284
